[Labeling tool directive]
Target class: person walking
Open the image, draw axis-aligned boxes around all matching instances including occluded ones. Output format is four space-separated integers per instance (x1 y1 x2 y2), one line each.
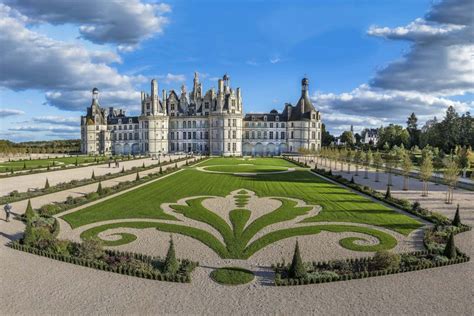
4 203 12 222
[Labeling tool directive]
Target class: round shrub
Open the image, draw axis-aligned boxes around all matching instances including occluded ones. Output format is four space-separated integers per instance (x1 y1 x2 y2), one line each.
371 251 401 271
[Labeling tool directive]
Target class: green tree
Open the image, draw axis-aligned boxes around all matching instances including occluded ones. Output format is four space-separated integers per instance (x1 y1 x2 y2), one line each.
164 236 179 275
346 149 353 173
364 149 373 179
406 112 420 148
354 150 362 176
456 146 470 178
443 157 460 204
96 182 103 195
401 150 413 191
373 151 383 182
443 233 456 259
321 123 335 146
419 150 433 197
452 204 461 227
340 131 354 147
289 240 306 279
24 199 35 222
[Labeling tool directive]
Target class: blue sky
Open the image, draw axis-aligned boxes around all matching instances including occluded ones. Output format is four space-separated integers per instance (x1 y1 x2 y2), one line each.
0 0 472 141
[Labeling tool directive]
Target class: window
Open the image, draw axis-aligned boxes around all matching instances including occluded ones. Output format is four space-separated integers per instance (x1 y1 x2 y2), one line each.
170 104 175 111
257 131 261 139
227 143 231 151
232 119 236 127
183 132 187 140
193 121 196 128
276 116 279 121
276 132 279 140
291 131 294 139
312 122 316 128
270 131 273 139
205 132 209 139
129 132 132 140
281 123 285 128
251 131 255 139
270 123 273 128
228 119 231 127
188 132 191 139
124 125 127 130
264 131 267 139
183 121 186 128
281 132 285 139
232 143 236 151
245 131 249 139
171 132 174 140
204 102 209 109
291 122 294 127
311 131 315 139
228 130 231 139
232 130 236 139
193 132 196 139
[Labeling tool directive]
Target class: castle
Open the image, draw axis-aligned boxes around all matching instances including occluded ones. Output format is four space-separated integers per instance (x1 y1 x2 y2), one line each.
81 74 322 156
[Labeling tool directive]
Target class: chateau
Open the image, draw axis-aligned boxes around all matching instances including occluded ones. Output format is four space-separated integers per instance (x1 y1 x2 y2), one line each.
81 74 322 156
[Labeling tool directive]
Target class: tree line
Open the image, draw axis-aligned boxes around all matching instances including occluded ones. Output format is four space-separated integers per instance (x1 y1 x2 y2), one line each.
0 139 81 154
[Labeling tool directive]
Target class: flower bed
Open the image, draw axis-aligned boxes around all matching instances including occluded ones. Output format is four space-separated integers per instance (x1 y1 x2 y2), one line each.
8 240 197 283
273 250 470 286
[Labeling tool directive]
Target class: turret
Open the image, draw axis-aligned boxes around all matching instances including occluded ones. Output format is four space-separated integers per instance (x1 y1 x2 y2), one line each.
91 88 99 107
301 77 309 97
162 89 167 114
218 79 224 94
151 79 158 114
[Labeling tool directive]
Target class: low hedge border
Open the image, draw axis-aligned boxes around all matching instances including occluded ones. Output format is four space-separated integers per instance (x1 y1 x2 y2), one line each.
7 241 197 283
1 156 193 204
31 157 207 217
0 154 148 179
273 250 470 286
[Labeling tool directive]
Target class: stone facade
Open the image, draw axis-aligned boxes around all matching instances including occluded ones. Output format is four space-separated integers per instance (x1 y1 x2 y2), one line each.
81 74 321 156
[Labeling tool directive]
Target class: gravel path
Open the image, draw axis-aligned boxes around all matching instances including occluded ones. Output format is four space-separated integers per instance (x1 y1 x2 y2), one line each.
1 157 473 315
0 155 185 196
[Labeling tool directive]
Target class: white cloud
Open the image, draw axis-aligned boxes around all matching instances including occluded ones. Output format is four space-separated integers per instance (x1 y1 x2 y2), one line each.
8 125 79 134
312 84 473 133
32 116 79 127
368 0 474 96
5 0 170 50
0 108 25 118
269 57 281 64
0 4 144 111
158 73 186 84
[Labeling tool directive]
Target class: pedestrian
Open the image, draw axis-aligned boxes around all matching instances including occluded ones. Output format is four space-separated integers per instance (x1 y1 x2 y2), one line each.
4 203 12 222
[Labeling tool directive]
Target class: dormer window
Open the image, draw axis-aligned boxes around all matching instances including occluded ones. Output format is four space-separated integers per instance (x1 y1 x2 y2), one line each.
276 116 279 122
264 115 267 121
118 119 122 124
129 119 132 123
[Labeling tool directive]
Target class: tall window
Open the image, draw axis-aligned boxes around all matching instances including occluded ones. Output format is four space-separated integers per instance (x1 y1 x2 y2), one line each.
281 132 285 139
270 131 273 139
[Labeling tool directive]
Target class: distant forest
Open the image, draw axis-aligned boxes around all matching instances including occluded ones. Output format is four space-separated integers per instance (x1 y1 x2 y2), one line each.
0 139 80 154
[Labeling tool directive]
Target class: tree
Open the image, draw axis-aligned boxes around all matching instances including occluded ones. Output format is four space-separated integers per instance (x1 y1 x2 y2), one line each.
164 235 179 275
443 233 456 259
373 151 383 182
289 240 306 279
385 185 391 199
340 131 354 147
364 149 372 179
419 150 433 197
345 149 353 173
443 156 460 204
24 199 35 222
44 178 50 189
121 166 125 173
97 182 103 195
401 150 413 191
321 123 335 146
456 146 470 178
354 150 362 176
383 150 397 187
406 112 420 148
452 204 461 227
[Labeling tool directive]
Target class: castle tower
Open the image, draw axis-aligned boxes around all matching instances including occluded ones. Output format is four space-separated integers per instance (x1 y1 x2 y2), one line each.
151 79 158 114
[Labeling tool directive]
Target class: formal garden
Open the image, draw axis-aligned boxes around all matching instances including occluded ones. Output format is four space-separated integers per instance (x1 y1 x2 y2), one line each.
9 157 470 286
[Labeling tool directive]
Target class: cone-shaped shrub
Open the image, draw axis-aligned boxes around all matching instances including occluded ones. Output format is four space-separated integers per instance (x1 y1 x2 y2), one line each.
97 182 103 195
452 204 461 227
135 171 140 181
159 166 163 174
24 199 35 222
121 166 125 173
23 161 26 169
175 163 178 169
44 178 50 189
385 185 391 199
443 233 457 259
22 222 36 246
289 240 306 279
75 158 78 166
164 235 179 275
91 171 96 180
350 176 355 184
142 162 145 168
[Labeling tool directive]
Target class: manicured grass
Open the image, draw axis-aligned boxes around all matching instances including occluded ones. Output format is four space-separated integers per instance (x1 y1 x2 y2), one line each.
64 158 422 237
0 155 109 172
204 165 288 173
210 267 254 285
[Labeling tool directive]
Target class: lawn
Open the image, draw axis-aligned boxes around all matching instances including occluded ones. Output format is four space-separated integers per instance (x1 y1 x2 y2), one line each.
0 155 109 172
64 157 423 258
204 165 289 173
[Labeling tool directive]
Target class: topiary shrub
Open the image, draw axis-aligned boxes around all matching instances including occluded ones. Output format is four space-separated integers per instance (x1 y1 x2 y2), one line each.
384 185 391 199
443 233 457 259
371 250 401 271
24 199 36 222
96 182 104 195
163 235 179 275
289 240 306 279
452 204 461 227
44 178 50 189
135 171 140 181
